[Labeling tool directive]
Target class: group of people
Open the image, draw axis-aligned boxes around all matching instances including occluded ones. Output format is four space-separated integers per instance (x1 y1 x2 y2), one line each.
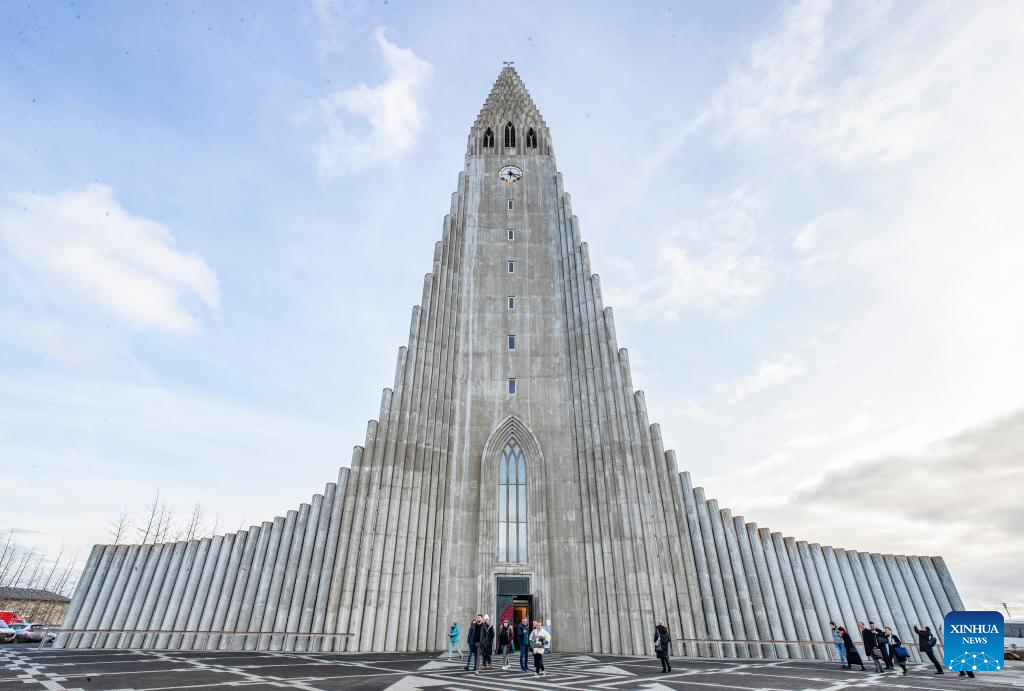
447 616 675 677
829 621 971 679
448 615 551 677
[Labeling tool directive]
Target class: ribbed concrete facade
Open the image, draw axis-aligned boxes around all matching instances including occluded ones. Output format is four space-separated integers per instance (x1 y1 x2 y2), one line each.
59 66 964 657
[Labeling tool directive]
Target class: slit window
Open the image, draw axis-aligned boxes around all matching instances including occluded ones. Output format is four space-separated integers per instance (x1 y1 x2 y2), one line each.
507 199 514 212
507 260 515 273
507 377 517 395
507 228 515 241
508 334 516 351
507 296 515 310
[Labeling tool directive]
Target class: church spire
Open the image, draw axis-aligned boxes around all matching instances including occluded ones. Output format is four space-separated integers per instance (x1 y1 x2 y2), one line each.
468 64 552 156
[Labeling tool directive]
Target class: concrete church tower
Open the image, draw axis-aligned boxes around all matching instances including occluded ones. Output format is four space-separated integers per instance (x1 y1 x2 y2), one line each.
59 67 965 659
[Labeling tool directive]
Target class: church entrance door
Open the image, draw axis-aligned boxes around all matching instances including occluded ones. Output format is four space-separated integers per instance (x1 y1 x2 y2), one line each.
496 575 531 629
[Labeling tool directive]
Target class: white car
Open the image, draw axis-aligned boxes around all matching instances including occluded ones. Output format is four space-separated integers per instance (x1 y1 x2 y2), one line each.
1006 618 1024 660
0 621 16 644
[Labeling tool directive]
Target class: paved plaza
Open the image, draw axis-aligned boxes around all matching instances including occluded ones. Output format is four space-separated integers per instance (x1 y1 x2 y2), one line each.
2 649 1023 691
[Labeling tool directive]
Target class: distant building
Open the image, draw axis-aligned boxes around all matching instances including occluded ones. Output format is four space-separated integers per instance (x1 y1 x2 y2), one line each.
0 587 71 626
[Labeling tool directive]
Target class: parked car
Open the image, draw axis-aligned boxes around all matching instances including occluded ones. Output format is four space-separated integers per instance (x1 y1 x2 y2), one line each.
13 622 53 644
0 620 15 643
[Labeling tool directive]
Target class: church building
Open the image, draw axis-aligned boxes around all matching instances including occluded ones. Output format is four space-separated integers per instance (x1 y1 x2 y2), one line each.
59 66 963 660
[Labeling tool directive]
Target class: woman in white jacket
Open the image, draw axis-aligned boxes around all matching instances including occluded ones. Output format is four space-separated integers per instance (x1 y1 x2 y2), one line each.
528 620 551 677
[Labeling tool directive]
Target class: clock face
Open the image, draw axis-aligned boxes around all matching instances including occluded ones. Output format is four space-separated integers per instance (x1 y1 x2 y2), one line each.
498 165 524 183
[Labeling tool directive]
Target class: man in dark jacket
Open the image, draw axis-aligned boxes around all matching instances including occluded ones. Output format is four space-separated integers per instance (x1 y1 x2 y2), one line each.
914 624 944 674
859 622 884 672
516 617 530 672
870 622 893 669
464 615 483 674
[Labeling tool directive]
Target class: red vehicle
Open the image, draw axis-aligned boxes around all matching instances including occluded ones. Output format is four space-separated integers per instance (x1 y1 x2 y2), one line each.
0 612 25 625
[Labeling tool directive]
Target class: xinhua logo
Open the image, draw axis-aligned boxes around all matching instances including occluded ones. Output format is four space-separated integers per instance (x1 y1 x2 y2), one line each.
944 611 1004 672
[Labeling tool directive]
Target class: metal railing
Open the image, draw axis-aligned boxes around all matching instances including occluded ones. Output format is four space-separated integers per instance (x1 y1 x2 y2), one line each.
29 628 354 651
671 636 942 663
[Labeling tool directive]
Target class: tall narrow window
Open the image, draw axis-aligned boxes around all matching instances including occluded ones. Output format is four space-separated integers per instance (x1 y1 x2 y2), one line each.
507 377 517 394
504 121 516 148
498 441 527 562
483 127 494 148
526 128 537 148
507 260 515 273
508 334 516 351
507 199 514 211
507 296 515 310
507 228 515 241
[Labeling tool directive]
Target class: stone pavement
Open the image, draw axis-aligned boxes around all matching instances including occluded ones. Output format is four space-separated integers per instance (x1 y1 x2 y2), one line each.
2 648 1023 690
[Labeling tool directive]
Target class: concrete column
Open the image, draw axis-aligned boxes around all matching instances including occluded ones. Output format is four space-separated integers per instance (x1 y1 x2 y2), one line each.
325 447 365 650
679 472 720 657
281 499 319 651
313 468 349 651
854 551 895 634
143 541 186 648
694 487 735 656
296 486 334 652
921 558 953 618
846 550 882 630
94 545 139 648
669 460 709 657
796 541 833 660
720 509 759 658
76 545 117 648
768 532 810 658
124 544 166 648
262 508 299 650
822 547 858 639
908 556 945 640
743 522 786 658
865 552 919 662
784 537 826 659
161 539 207 649
834 549 869 630
758 528 799 658
882 554 925 641
208 529 248 650
245 516 284 651
107 545 149 649
895 555 936 636
230 522 272 651
195 534 234 650
932 557 965 610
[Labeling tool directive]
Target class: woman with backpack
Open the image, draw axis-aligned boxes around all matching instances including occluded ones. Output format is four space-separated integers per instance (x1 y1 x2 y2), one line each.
654 619 672 673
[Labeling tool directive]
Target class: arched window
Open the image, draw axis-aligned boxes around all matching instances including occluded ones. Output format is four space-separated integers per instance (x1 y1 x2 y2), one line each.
504 121 516 148
526 128 537 148
498 440 527 562
483 127 494 148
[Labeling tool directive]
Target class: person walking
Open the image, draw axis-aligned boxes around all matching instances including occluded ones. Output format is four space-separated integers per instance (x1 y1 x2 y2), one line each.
913 624 944 674
447 621 462 661
529 620 551 677
871 622 893 669
464 614 482 674
516 617 530 672
654 619 672 673
480 615 495 670
839 626 865 670
886 627 908 676
497 620 514 670
830 622 847 666
859 622 884 673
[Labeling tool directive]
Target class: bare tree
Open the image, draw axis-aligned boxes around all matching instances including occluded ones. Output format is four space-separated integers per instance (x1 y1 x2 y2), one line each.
105 507 132 545
182 503 204 542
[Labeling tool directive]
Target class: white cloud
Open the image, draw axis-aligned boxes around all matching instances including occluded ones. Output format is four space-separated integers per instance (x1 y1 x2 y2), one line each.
0 185 219 335
309 27 432 176
721 357 805 405
20 320 108 366
605 188 773 320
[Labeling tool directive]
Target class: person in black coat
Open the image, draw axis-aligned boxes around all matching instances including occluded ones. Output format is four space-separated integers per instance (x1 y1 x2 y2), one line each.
464 614 483 673
654 620 672 673
840 627 865 670
885 627 908 675
913 625 944 674
480 615 495 669
859 622 884 672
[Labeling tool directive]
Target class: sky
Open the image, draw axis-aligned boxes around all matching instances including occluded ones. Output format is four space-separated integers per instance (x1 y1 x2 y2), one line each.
0 1 1021 612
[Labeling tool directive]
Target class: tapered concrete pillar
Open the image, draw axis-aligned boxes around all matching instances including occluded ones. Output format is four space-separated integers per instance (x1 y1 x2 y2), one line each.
784 537 826 659
707 500 748 657
932 557 965 610
771 533 812 659
733 516 774 658
720 509 759 658
693 487 735 657
745 523 787 658
865 552 920 662
679 472 721 657
759 528 799 658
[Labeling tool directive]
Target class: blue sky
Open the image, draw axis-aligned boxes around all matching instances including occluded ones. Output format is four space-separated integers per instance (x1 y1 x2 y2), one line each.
1 1 1021 610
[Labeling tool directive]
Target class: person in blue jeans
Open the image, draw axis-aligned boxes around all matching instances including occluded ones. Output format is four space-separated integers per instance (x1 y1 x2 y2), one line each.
830 622 847 666
516 617 530 671
464 614 483 674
